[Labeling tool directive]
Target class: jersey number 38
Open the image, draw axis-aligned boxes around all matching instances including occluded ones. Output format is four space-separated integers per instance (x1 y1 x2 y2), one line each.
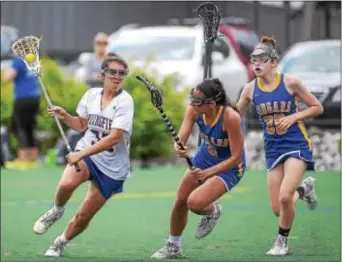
263 113 288 135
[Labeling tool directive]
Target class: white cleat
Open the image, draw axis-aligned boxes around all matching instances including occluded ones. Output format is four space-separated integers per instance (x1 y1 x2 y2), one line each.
266 235 289 256
33 207 64 234
301 176 318 210
151 240 182 259
195 202 222 239
44 236 68 257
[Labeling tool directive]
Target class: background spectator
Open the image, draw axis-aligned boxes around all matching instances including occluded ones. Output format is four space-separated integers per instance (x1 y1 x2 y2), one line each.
3 53 41 169
84 32 109 88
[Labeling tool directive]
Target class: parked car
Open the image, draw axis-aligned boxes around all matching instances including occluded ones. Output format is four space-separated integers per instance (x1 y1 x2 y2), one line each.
279 40 340 128
218 17 261 81
312 84 341 128
166 17 261 81
247 39 341 129
106 25 248 102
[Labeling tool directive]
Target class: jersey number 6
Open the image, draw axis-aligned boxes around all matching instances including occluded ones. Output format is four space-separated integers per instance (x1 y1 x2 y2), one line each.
263 113 288 135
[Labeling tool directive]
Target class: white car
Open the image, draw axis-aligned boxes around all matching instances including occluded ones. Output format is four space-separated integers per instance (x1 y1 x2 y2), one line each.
107 25 248 102
278 40 340 104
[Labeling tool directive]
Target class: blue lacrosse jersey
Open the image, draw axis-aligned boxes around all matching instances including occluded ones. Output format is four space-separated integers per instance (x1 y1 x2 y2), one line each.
12 56 40 100
252 73 312 160
193 106 246 174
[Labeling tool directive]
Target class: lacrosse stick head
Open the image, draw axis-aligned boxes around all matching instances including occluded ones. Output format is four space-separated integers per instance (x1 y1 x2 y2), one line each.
11 35 42 75
136 75 163 109
195 2 221 43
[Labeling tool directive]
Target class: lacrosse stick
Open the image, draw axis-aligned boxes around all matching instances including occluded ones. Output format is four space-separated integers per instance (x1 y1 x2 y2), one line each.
11 36 81 172
195 2 221 79
194 2 221 147
136 75 196 171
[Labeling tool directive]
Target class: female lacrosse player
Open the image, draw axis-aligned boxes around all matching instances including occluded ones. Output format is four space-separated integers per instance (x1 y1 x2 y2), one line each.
237 36 322 256
33 55 134 257
151 78 246 259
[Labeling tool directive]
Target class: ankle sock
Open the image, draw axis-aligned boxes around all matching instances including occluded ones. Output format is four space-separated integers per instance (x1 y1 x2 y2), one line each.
59 232 69 244
168 235 181 246
296 186 305 198
278 226 291 237
53 203 64 212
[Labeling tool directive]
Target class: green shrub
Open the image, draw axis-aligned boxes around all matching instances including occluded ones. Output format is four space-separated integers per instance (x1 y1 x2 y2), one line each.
1 57 188 163
125 68 188 163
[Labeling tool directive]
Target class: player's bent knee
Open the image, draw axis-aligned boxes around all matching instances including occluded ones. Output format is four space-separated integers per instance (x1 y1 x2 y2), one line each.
187 196 206 213
279 194 293 206
57 181 76 193
270 203 280 216
272 208 280 217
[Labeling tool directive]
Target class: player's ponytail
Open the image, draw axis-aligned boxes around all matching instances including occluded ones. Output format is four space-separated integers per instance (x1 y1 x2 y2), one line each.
212 78 238 112
261 36 277 49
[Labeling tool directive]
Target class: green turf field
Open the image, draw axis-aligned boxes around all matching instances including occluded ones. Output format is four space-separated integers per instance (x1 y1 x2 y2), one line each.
1 166 340 261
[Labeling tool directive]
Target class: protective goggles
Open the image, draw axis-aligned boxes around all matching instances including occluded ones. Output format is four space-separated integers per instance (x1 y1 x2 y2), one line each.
249 52 271 64
250 44 278 64
189 88 216 106
103 68 127 78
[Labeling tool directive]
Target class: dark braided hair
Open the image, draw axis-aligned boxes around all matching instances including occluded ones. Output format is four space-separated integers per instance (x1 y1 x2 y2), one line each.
196 78 238 112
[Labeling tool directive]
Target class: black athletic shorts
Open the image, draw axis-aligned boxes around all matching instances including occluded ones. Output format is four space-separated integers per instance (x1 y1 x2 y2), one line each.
12 97 40 148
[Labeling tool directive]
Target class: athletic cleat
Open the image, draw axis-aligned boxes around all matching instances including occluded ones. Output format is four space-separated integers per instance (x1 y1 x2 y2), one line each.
266 235 289 256
151 240 182 259
44 236 68 257
301 176 318 210
195 202 222 239
33 207 64 234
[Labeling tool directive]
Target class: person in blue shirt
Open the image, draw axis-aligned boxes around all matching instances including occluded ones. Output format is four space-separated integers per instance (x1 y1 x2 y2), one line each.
3 54 40 169
237 36 323 256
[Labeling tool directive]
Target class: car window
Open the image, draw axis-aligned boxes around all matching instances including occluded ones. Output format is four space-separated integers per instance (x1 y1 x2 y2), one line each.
109 36 195 61
213 37 230 58
280 44 341 73
229 28 259 58
332 88 340 102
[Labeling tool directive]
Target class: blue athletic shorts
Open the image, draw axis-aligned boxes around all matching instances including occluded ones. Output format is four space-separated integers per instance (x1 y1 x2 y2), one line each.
192 156 245 192
266 149 315 172
83 156 125 199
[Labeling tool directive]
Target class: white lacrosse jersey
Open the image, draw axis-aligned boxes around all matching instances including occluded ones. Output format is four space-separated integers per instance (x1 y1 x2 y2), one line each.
75 88 134 180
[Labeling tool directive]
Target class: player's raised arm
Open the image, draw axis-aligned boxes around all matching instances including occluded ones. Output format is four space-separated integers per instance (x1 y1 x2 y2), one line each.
78 97 134 159
47 91 89 133
173 105 196 158
236 82 253 116
178 105 197 144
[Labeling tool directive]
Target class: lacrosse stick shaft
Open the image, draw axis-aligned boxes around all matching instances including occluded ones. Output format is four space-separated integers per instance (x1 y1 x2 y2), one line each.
37 77 81 172
196 2 220 147
203 42 213 79
157 107 195 170
198 42 213 148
